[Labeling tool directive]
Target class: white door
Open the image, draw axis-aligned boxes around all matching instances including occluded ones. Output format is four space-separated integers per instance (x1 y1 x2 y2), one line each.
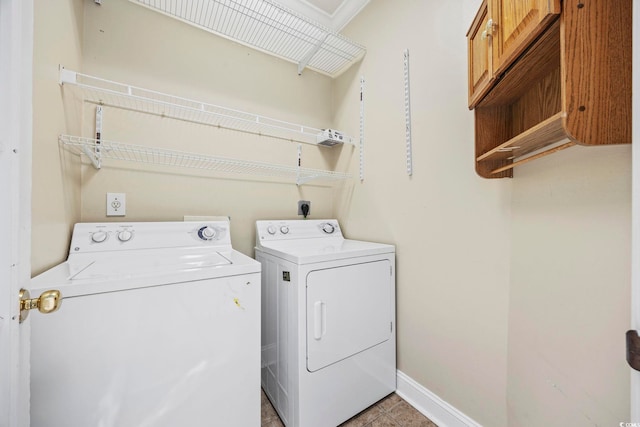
0 0 33 426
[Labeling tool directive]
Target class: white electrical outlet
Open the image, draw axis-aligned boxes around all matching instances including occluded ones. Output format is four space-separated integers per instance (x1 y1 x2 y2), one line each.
106 193 126 216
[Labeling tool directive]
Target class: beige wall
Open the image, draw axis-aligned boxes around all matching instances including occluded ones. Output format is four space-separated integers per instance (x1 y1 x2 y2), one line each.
334 0 631 426
333 1 512 426
30 0 346 258
508 145 631 426
32 0 84 275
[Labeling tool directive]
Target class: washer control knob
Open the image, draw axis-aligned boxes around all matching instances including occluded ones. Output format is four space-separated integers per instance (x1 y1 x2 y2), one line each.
117 230 133 242
280 226 289 234
91 231 108 243
322 223 335 234
198 226 217 241
267 225 277 235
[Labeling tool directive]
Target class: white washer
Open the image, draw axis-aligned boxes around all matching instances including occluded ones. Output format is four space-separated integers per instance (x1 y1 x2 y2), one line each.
255 219 396 427
29 221 261 427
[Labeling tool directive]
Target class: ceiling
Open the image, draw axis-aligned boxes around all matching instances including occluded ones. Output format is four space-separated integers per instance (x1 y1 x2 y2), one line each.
276 0 370 31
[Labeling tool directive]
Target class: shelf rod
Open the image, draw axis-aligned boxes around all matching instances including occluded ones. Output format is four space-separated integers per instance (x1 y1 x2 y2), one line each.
477 112 567 162
490 141 575 174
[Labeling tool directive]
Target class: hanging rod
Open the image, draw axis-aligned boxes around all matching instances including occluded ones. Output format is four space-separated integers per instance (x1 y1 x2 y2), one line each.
59 67 354 147
129 0 366 77
59 134 351 185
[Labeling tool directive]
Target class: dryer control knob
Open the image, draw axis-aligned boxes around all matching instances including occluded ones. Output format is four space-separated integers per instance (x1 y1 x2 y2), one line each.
322 223 335 234
198 226 217 241
117 230 133 242
280 226 290 234
91 231 108 243
267 226 277 235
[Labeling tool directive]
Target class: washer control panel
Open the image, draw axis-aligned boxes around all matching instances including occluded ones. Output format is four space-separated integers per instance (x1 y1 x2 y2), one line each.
71 221 231 253
256 220 342 243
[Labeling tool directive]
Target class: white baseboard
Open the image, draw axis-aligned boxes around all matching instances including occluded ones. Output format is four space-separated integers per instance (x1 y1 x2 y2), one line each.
396 370 482 427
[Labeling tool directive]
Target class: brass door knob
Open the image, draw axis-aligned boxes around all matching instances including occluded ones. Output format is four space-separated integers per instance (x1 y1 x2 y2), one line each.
19 289 62 323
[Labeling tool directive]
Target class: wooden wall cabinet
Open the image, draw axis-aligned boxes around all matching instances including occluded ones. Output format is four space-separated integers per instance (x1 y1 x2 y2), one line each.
467 0 631 179
468 0 560 108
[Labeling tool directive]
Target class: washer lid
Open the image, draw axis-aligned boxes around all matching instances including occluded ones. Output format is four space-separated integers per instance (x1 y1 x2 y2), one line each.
256 238 394 264
69 248 232 280
30 248 260 298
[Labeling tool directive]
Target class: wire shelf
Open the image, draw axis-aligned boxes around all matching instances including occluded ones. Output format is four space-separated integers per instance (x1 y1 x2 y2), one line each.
60 68 353 146
59 134 352 185
130 0 366 77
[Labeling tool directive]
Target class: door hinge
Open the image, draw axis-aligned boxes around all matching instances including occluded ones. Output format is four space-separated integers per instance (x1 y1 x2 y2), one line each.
626 330 640 371
19 288 62 323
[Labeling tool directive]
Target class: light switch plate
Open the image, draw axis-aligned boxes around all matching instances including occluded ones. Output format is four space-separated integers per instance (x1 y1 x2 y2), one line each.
106 193 126 216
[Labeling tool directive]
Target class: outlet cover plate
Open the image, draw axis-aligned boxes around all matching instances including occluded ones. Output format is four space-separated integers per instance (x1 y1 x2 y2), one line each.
298 200 311 216
107 193 126 216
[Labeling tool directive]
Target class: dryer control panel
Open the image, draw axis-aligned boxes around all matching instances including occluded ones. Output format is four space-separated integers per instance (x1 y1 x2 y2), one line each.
256 220 342 243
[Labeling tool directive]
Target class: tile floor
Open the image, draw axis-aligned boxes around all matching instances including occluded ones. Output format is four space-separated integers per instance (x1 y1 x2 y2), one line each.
261 389 438 427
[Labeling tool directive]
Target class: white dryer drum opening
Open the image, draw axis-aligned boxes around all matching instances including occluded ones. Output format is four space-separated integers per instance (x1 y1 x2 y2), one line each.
306 260 392 372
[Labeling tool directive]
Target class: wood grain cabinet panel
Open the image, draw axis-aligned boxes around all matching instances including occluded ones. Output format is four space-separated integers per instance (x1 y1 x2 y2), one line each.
491 0 560 75
467 0 493 107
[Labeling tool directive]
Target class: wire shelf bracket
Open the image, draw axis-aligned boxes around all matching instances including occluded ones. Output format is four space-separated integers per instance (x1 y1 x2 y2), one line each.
298 34 329 76
59 67 355 147
129 0 366 78
59 134 352 186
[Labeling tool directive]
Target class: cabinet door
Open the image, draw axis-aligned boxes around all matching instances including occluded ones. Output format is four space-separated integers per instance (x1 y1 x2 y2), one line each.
467 0 493 109
491 0 560 75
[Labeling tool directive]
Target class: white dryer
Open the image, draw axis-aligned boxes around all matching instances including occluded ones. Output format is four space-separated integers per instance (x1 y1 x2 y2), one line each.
29 221 261 427
255 219 396 427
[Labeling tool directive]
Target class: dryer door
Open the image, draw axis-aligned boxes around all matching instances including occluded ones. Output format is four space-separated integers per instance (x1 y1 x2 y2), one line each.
306 260 392 372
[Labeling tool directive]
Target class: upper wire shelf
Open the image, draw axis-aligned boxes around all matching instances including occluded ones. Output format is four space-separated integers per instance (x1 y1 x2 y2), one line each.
59 134 351 185
59 68 354 147
129 0 366 77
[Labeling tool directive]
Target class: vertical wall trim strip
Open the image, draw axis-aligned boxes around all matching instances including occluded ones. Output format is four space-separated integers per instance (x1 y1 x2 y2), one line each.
404 49 413 176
